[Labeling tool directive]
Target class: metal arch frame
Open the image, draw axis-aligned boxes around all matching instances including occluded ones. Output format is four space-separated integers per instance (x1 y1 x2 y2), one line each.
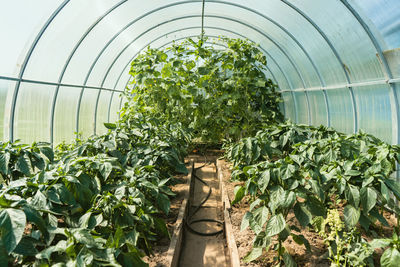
99 15 306 125
281 0 358 133
8 0 70 142
108 31 281 123
74 1 206 136
111 40 230 121
96 14 302 131
6 0 395 142
110 39 230 122
110 27 294 124
107 26 282 122
7 0 316 142
116 26 281 93
340 0 400 146
49 0 127 144
205 0 328 125
114 27 297 122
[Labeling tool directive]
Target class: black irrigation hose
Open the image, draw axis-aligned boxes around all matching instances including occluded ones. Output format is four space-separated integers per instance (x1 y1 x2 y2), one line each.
185 154 224 236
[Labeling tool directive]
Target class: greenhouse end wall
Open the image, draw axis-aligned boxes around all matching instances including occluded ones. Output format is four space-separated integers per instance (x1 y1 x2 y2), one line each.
0 0 399 145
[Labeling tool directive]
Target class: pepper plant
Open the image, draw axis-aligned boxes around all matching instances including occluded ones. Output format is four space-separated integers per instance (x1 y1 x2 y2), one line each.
226 122 400 265
0 113 190 266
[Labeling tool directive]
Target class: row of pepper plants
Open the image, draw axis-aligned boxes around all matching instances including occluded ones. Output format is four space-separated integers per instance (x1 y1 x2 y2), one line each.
0 112 191 266
226 121 400 266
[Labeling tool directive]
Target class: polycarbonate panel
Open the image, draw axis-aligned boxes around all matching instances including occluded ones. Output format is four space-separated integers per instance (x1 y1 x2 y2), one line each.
107 23 220 91
54 86 81 144
281 92 296 122
0 1 61 77
114 27 289 92
61 1 129 85
227 0 347 87
206 2 319 88
98 13 302 90
23 0 120 82
293 91 309 124
86 2 202 87
78 89 98 139
353 84 392 143
2 0 400 147
307 90 328 126
14 83 53 143
109 92 122 123
95 91 113 135
0 80 15 140
209 16 304 90
102 19 244 89
289 0 384 83
352 0 400 50
327 88 354 134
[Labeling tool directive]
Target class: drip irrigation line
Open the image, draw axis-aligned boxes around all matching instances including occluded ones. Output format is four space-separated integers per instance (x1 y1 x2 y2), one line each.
186 153 224 236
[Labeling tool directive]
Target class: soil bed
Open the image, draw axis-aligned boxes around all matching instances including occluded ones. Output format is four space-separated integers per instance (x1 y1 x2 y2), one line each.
218 159 397 267
144 162 190 267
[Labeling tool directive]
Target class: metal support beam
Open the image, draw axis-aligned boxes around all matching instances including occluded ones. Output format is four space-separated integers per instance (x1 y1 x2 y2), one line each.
282 0 358 133
103 15 304 124
341 0 400 146
118 31 298 123
207 0 327 125
50 0 126 144
0 75 120 92
107 26 283 123
75 1 205 137
8 0 70 142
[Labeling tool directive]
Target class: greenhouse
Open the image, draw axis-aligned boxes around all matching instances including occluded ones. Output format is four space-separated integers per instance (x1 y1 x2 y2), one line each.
1 0 400 266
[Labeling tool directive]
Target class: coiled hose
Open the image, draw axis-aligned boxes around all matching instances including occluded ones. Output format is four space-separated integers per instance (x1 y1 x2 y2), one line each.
185 156 224 236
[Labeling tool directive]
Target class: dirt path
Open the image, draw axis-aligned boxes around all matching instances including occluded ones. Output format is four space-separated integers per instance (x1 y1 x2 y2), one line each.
178 156 230 267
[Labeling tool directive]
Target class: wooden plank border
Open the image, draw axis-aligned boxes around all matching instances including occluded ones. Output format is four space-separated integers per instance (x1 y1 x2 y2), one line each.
217 159 240 267
166 159 194 267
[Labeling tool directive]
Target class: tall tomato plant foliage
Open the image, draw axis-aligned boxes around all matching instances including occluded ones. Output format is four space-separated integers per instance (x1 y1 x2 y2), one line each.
126 37 283 143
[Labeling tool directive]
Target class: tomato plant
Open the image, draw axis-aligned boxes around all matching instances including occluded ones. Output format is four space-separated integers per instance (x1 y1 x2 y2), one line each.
126 37 283 143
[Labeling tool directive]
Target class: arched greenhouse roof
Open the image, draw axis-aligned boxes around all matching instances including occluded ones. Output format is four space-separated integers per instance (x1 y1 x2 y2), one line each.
1 0 399 144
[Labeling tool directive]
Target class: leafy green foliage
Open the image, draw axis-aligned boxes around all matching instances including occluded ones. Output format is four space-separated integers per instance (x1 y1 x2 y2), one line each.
0 141 54 183
225 122 400 264
371 233 400 267
0 35 284 265
314 209 374 266
0 113 190 266
126 37 283 143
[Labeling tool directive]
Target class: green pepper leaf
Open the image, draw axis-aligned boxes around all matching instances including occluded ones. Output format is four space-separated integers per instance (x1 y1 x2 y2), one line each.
344 205 360 228
265 213 285 237
360 187 377 214
0 208 26 253
381 247 400 267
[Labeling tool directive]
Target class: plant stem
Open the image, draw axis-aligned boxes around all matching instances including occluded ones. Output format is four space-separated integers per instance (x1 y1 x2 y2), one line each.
278 239 282 263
